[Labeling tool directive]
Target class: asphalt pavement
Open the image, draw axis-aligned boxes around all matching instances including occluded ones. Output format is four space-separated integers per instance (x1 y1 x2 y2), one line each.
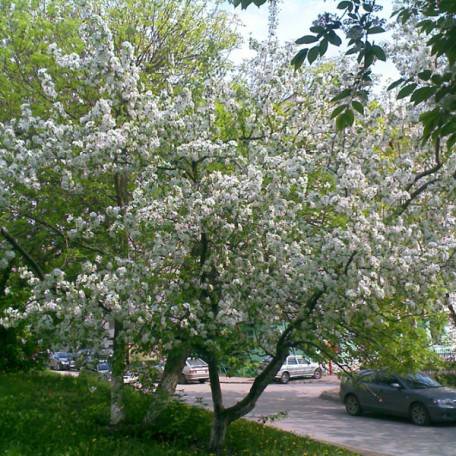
180 377 456 456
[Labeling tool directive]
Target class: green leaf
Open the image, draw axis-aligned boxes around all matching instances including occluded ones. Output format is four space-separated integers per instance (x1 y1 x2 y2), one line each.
372 45 386 61
447 133 456 151
440 120 456 137
367 26 386 34
307 45 320 64
387 78 405 91
290 49 308 69
331 88 352 103
418 70 432 81
327 30 342 46
410 86 436 105
319 39 328 56
295 35 319 45
352 100 364 114
337 1 352 9
336 109 355 130
364 48 375 67
309 25 325 35
345 46 361 56
397 83 417 99
330 104 347 119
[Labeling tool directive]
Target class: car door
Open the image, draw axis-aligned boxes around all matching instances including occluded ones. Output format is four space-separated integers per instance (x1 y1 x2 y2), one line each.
286 356 299 378
299 358 313 377
294 357 304 376
355 372 381 411
373 374 407 416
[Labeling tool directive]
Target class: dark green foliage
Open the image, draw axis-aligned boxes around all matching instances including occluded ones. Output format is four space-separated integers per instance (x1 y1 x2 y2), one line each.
0 326 45 372
0 372 357 455
430 361 456 387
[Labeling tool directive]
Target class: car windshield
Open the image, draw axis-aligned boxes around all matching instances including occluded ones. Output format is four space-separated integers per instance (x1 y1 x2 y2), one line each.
187 358 207 367
402 373 442 389
97 363 109 371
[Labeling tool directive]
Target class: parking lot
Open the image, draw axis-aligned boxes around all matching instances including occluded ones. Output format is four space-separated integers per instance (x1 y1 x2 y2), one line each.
179 377 456 456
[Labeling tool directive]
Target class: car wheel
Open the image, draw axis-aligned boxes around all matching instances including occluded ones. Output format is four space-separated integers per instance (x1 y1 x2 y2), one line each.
178 373 187 384
410 402 431 426
313 368 322 380
280 372 290 384
199 379 206 384
345 394 362 416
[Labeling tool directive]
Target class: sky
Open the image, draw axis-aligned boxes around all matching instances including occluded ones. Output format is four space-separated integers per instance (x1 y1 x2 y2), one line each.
224 0 399 84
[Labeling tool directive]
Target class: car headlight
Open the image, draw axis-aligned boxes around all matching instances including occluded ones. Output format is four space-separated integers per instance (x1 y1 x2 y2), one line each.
433 399 456 409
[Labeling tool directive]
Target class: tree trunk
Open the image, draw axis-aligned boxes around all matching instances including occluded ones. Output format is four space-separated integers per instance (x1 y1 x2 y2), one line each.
110 319 126 426
209 412 229 455
144 342 190 424
205 290 324 452
207 354 227 454
157 342 190 394
109 169 130 426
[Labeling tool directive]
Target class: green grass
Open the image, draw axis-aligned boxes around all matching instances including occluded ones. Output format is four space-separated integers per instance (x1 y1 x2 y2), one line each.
0 372 357 456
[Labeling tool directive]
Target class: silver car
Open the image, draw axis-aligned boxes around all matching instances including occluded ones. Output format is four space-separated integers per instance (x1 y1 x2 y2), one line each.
181 358 209 384
275 355 323 384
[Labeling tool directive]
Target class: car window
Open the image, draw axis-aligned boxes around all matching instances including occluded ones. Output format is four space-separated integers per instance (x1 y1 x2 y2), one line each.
187 358 208 367
358 372 376 383
402 373 442 389
287 357 298 365
375 373 399 386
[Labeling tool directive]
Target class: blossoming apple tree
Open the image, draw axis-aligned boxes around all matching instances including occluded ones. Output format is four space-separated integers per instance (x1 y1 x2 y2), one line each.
134 40 455 450
0 9 455 455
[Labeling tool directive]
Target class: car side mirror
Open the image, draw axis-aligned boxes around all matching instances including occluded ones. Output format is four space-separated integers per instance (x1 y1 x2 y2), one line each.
391 382 402 389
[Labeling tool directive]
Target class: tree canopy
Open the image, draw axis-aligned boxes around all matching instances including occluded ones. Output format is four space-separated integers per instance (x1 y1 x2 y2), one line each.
0 0 455 453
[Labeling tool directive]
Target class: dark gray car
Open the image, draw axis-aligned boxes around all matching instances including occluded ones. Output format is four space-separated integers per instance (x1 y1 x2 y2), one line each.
340 369 456 425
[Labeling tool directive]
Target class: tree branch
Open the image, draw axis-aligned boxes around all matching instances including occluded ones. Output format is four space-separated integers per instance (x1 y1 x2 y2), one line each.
1 227 44 280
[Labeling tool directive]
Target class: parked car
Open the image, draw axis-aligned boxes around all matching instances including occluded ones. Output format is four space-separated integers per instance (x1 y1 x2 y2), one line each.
181 358 209 384
123 370 139 385
340 369 456 425
275 355 323 384
49 352 76 371
92 361 111 379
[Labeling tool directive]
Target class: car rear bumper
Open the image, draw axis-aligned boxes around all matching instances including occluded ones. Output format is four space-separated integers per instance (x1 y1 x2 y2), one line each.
185 373 209 382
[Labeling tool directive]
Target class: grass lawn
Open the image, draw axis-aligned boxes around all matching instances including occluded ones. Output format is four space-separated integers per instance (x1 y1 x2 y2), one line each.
0 372 358 455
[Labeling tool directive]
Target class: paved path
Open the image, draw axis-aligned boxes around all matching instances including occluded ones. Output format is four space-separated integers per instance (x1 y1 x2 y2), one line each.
180 377 456 456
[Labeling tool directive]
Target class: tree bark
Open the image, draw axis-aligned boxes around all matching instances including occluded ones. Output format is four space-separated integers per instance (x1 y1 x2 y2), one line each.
207 354 227 455
209 413 229 455
108 168 130 426
110 319 127 426
143 342 190 424
1 227 44 280
157 342 190 394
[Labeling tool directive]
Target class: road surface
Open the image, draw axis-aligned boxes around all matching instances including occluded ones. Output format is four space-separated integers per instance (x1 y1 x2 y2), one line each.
179 377 456 456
